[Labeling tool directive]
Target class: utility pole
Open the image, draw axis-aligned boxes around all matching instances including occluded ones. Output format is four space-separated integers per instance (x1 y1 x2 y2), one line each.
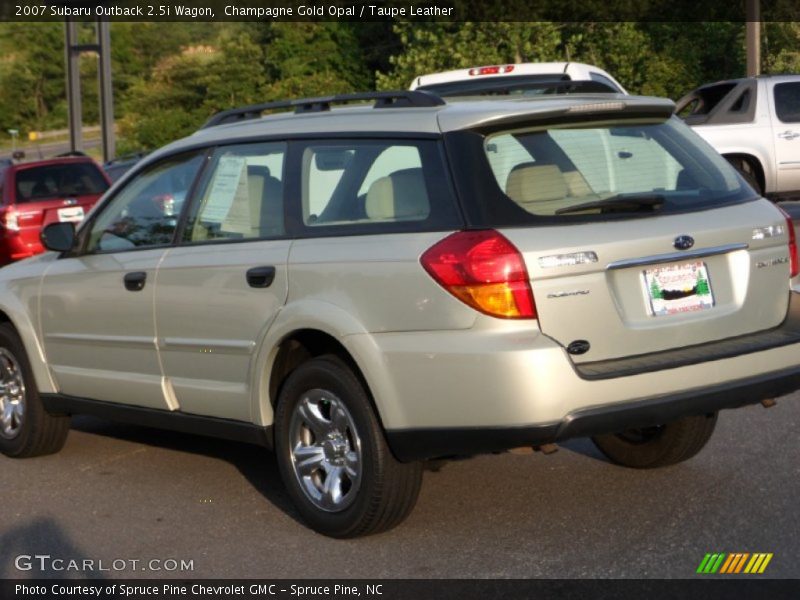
64 20 83 153
64 19 116 161
746 0 760 76
97 21 115 161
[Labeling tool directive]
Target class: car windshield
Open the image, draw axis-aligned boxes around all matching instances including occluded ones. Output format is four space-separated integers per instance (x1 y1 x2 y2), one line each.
418 76 619 97
14 163 109 202
480 116 751 220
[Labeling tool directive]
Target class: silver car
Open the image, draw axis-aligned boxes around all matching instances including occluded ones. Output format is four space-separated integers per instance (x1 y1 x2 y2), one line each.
1 90 798 537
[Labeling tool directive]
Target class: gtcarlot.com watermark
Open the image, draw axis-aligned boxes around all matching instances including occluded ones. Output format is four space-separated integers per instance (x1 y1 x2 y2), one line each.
14 554 194 573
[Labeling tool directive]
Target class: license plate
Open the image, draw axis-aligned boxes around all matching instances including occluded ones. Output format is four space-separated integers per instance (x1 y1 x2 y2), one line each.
57 206 84 223
643 261 714 316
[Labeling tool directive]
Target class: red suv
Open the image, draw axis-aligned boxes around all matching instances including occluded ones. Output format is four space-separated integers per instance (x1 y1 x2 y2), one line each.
0 156 110 265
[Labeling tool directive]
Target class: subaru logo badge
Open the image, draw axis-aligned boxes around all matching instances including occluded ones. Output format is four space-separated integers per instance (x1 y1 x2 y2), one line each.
674 235 695 250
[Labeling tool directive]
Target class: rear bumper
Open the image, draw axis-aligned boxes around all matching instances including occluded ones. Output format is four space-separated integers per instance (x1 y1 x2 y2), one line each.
386 363 800 461
353 294 800 462
0 232 41 265
574 292 800 379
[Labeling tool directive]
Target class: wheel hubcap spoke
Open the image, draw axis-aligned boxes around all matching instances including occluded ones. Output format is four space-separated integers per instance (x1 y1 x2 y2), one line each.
1 404 12 429
288 388 362 513
293 444 325 477
0 349 25 440
297 399 331 440
344 450 359 478
331 404 350 432
322 466 344 508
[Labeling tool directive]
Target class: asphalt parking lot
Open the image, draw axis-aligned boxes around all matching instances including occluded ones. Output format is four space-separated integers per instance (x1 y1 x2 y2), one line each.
2 391 799 580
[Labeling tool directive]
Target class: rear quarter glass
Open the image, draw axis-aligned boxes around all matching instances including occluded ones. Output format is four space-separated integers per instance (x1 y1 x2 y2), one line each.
445 116 756 229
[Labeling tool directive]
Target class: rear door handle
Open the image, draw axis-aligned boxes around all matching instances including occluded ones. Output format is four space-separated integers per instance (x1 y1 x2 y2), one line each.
778 130 800 140
246 266 276 288
123 271 147 292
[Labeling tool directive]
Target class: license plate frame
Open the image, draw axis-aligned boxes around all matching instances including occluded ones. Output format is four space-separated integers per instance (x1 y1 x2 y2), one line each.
643 260 714 317
57 206 85 223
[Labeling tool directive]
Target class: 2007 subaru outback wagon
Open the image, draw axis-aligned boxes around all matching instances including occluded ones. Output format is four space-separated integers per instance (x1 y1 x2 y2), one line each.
1 90 799 537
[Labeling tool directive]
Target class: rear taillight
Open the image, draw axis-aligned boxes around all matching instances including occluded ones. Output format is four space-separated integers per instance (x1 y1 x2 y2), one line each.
786 215 800 277
3 210 19 232
468 65 515 76
420 230 536 319
779 209 799 278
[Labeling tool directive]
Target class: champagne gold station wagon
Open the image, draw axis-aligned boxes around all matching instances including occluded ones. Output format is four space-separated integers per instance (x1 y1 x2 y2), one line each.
1 89 799 537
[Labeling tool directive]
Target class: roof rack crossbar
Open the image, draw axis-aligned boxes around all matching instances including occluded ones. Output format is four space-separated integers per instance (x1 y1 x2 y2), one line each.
200 90 445 130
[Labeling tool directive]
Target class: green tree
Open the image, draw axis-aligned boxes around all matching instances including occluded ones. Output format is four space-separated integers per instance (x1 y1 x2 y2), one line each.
650 277 663 300
696 273 710 297
0 23 66 133
111 22 220 105
119 30 267 150
261 23 371 99
376 22 563 90
764 22 800 74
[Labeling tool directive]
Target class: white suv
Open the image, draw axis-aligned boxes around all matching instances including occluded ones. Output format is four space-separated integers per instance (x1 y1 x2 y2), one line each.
0 90 798 538
676 75 800 199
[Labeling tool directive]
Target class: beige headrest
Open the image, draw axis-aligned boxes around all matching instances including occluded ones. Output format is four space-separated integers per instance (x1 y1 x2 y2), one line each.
365 168 430 221
506 164 568 204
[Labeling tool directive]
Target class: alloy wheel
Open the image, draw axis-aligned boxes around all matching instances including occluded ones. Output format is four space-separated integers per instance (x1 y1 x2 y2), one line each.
288 389 363 512
0 349 26 440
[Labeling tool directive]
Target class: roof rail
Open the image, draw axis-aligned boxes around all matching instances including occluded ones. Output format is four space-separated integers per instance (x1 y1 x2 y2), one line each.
200 90 445 130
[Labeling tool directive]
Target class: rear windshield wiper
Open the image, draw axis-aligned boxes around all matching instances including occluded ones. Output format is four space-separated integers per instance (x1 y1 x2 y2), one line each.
555 194 665 215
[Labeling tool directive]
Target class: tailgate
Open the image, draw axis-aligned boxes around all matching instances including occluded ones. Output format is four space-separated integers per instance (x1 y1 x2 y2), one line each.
39 194 99 228
18 195 99 249
502 200 793 363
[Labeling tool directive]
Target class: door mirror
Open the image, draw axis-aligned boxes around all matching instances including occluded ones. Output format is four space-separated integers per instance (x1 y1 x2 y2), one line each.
41 222 76 252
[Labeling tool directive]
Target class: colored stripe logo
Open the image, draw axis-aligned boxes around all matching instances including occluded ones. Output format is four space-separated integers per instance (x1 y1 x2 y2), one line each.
697 553 773 574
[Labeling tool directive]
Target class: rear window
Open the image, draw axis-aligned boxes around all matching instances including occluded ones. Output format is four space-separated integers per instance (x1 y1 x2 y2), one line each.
14 162 109 203
449 116 753 226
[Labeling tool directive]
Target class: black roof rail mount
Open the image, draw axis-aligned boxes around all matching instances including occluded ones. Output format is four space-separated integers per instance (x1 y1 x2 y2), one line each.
200 90 445 130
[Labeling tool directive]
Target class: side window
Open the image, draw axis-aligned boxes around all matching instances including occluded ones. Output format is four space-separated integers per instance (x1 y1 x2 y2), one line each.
184 142 286 243
774 82 800 124
729 89 751 113
86 152 204 253
301 141 431 226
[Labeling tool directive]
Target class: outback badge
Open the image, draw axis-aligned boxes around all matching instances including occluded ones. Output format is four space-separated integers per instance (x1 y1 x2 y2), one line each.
673 235 695 250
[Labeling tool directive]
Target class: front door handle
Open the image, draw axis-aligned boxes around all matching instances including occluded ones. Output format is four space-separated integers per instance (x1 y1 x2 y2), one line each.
778 130 800 140
123 271 147 292
246 266 276 288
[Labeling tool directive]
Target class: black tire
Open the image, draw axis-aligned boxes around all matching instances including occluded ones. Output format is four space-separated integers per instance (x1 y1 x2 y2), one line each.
0 323 70 458
591 413 717 469
274 355 423 538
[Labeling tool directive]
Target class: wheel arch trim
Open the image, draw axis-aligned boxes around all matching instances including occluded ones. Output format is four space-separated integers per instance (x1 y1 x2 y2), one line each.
0 298 57 394
250 300 400 430
722 151 769 191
